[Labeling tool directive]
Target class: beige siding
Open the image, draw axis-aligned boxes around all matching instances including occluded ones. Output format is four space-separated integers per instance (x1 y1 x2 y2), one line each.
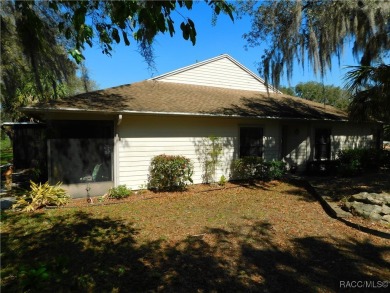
281 123 310 170
117 115 280 189
263 123 282 161
309 122 375 160
331 123 374 159
155 57 270 92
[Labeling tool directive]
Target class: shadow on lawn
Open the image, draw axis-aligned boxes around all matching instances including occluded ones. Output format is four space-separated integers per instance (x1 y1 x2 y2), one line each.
306 171 390 201
1 212 389 292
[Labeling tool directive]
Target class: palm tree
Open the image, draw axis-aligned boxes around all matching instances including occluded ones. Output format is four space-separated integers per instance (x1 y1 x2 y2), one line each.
344 64 390 139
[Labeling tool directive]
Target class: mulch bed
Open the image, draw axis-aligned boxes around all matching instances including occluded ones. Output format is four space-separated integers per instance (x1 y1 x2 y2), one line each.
64 182 247 208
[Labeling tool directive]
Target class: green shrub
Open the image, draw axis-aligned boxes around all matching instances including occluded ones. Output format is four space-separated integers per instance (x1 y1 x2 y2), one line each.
12 181 69 212
218 175 227 186
336 148 389 176
18 264 50 291
148 154 193 191
232 157 286 181
264 160 287 180
231 156 266 181
108 185 132 199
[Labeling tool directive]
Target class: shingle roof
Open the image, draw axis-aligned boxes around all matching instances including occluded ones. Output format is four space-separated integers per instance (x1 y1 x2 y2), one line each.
23 80 348 121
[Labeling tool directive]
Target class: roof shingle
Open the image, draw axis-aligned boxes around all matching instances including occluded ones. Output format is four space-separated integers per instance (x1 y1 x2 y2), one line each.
23 81 348 121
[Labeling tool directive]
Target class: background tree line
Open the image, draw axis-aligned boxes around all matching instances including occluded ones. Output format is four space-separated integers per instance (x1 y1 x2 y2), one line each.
279 82 350 111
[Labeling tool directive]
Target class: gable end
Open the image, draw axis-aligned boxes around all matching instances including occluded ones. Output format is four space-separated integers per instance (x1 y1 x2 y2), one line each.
151 54 279 93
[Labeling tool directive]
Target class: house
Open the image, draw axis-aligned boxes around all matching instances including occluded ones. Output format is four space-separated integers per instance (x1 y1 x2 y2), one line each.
23 54 382 197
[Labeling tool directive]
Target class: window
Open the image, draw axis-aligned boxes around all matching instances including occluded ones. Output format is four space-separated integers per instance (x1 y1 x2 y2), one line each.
240 127 263 157
315 129 331 160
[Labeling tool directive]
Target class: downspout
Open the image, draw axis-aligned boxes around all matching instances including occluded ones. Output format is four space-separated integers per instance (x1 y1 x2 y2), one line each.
114 114 122 187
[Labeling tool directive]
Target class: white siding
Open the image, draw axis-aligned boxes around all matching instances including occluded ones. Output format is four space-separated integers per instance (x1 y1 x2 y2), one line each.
116 115 280 190
155 57 270 92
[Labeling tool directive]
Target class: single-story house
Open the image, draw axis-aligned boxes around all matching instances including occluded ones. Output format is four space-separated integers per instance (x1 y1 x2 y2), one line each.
23 54 382 197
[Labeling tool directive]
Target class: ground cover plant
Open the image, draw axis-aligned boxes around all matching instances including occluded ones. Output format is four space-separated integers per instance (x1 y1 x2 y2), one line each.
108 184 133 199
1 180 389 292
0 136 13 165
12 181 69 212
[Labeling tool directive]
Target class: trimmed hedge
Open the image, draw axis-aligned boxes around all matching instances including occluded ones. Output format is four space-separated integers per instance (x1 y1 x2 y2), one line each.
148 155 193 191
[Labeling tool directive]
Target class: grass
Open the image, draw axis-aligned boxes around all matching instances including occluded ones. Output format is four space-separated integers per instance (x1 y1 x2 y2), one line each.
0 136 13 165
1 180 389 292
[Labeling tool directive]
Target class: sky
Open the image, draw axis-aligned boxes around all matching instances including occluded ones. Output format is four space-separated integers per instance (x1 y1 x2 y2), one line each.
82 2 359 91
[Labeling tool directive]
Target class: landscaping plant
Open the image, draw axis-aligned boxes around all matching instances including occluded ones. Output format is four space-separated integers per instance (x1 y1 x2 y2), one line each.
204 135 224 183
218 175 227 187
148 154 193 191
232 157 286 181
231 156 266 181
108 185 133 199
195 135 224 183
12 181 69 212
336 148 390 176
264 160 287 180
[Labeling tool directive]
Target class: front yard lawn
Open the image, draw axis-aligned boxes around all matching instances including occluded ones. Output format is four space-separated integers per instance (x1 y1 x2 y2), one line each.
1 180 389 292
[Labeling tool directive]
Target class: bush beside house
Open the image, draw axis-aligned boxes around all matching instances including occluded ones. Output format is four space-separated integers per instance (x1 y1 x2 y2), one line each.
232 157 287 182
148 155 194 191
337 148 390 176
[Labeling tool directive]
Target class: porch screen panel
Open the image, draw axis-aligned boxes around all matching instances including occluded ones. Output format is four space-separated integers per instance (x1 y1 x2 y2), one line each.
48 121 114 184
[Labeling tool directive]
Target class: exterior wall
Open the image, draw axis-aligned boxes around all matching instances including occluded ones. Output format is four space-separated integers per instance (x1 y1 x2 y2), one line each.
43 114 379 195
331 123 375 159
155 57 270 92
281 122 310 170
116 115 280 190
280 121 378 171
310 121 376 160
